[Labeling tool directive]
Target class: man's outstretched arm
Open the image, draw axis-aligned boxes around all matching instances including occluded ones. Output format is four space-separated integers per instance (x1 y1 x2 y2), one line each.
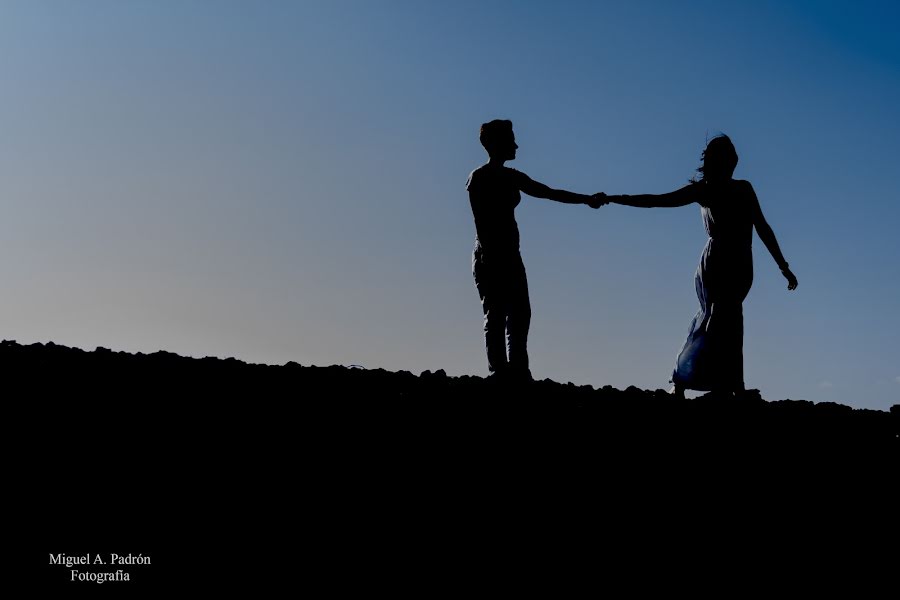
518 172 604 207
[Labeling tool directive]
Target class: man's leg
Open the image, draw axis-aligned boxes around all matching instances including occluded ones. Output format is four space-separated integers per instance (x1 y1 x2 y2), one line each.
474 252 508 375
506 255 532 379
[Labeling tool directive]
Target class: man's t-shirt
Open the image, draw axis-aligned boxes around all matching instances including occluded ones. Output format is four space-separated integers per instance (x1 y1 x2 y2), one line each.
466 164 527 257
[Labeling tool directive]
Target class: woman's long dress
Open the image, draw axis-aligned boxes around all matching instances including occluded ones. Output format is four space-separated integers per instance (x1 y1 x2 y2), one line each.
672 181 754 391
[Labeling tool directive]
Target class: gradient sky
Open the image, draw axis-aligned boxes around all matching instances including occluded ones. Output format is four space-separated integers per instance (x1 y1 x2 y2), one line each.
1 1 897 410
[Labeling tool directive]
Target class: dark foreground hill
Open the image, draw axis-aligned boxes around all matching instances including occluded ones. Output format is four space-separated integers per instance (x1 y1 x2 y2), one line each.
8 340 897 591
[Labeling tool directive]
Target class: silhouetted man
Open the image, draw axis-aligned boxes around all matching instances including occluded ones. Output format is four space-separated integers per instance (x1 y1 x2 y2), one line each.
467 119 603 381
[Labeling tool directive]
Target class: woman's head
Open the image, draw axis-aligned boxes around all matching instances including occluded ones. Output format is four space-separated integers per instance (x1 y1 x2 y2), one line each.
480 119 518 161
696 134 738 182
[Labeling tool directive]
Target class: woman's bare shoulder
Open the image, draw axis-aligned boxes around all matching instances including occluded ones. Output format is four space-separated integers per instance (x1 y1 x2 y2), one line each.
733 179 755 192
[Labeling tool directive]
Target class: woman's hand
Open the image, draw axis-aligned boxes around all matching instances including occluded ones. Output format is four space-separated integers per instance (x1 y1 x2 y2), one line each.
782 266 798 291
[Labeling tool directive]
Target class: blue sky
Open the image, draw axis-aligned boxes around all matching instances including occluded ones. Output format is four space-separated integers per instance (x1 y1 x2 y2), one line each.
1 1 897 410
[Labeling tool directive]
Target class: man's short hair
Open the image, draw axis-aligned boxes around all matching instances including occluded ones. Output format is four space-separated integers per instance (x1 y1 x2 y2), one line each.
479 119 513 153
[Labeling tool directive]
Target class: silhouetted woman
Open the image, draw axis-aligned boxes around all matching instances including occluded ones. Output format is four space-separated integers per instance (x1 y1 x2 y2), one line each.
603 135 798 397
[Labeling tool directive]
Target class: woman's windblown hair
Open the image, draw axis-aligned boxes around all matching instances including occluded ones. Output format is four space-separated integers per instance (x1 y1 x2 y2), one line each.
694 134 738 182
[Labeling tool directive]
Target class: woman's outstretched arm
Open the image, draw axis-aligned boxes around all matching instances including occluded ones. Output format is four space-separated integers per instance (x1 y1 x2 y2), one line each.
604 184 696 208
745 181 798 290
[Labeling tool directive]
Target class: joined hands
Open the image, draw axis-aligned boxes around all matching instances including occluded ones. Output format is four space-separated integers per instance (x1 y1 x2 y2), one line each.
587 192 608 209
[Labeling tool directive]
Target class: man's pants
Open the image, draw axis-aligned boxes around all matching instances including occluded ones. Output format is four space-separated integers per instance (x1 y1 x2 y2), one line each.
473 248 531 376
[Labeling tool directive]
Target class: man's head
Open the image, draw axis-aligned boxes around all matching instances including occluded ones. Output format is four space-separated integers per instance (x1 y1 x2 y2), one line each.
480 119 517 161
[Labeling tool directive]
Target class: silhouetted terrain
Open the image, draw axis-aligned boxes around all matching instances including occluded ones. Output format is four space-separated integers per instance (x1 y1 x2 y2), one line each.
7 339 893 442
11 340 896 591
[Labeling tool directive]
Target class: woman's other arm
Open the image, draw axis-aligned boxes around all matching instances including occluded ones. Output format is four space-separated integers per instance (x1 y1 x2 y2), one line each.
746 181 798 290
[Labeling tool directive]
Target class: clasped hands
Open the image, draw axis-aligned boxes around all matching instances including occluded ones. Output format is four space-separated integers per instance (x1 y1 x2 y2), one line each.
586 192 609 209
